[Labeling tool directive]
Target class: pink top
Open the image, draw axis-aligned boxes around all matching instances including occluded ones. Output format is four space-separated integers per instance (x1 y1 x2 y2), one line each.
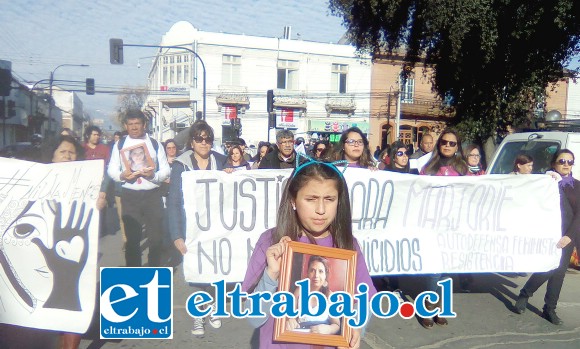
420 165 462 176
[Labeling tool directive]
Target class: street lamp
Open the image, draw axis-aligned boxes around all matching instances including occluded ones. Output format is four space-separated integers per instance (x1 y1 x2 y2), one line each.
48 63 89 137
109 39 207 120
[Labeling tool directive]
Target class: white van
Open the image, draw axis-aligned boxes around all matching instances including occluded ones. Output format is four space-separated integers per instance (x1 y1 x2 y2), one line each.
486 131 580 180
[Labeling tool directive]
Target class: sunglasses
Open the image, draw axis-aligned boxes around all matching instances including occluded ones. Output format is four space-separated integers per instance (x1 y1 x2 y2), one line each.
439 140 457 147
557 159 574 166
345 139 364 146
193 136 213 144
316 148 326 152
395 151 409 157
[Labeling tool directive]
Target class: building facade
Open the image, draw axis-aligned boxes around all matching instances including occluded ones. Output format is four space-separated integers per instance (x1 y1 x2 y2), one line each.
144 21 372 147
370 55 453 152
52 86 85 137
0 78 53 146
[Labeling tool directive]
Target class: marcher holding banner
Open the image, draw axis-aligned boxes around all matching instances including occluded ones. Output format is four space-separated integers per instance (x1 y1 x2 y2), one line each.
419 128 469 328
332 127 376 169
0 135 97 349
242 157 376 348
168 120 227 337
514 149 580 325
224 144 251 172
48 135 87 349
378 141 412 297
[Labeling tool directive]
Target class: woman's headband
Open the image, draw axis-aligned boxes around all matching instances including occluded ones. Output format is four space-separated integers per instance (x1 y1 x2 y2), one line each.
292 152 348 179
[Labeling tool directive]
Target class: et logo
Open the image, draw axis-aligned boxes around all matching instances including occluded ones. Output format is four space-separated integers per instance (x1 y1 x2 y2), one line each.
100 267 173 339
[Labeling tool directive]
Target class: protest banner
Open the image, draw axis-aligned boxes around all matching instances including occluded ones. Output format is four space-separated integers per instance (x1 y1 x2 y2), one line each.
182 168 562 283
0 158 102 333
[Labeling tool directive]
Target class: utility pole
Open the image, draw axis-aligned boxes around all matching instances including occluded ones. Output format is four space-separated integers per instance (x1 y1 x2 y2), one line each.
47 64 89 139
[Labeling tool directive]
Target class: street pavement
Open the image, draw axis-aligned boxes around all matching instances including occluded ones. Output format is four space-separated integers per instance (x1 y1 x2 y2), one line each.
3 206 580 348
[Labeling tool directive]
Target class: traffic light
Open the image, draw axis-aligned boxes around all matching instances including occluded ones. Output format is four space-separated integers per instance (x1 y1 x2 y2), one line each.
109 38 124 64
0 68 11 97
0 99 5 119
7 100 15 117
86 78 95 95
267 89 276 129
266 89 274 113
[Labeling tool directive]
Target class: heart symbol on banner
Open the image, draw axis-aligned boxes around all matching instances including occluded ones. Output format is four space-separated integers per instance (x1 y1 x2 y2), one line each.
55 236 84 263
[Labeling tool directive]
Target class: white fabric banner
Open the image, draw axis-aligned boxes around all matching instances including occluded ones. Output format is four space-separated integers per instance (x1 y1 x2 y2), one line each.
182 168 562 283
0 158 102 333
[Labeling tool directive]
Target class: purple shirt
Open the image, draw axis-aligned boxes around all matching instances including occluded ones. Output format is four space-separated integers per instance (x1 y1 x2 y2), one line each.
242 228 376 349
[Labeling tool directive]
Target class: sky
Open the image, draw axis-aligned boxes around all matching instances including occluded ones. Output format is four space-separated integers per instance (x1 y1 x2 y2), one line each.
0 0 347 125
1 1 578 128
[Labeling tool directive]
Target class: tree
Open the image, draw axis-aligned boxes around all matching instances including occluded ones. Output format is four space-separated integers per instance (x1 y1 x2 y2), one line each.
329 0 580 143
115 87 148 124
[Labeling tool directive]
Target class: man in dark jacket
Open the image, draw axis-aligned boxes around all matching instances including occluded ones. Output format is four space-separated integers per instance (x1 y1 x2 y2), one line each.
258 130 296 169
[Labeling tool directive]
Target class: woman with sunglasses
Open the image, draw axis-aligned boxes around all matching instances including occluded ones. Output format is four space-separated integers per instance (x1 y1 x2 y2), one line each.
167 120 227 337
312 140 330 160
418 128 468 328
513 149 580 325
384 141 410 173
333 127 376 169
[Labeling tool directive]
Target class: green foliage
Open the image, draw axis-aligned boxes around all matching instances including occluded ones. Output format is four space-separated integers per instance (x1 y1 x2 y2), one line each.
329 0 580 142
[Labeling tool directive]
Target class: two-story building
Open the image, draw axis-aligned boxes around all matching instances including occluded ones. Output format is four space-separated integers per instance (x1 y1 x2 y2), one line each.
144 21 372 147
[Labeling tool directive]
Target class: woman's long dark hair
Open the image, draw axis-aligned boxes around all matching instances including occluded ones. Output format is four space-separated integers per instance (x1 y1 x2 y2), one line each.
422 128 468 175
272 162 354 250
386 140 410 173
333 127 374 168
307 255 331 296
226 145 249 166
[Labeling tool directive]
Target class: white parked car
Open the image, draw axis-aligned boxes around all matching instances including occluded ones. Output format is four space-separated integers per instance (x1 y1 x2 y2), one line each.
487 131 580 180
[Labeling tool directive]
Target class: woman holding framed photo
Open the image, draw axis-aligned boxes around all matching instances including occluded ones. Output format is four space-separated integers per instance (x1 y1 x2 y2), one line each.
242 156 376 348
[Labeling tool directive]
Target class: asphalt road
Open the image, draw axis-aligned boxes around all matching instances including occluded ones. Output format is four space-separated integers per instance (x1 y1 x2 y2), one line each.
2 206 580 349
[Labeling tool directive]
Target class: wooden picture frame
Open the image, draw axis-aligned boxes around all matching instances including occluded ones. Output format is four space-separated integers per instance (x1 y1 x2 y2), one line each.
120 143 155 172
274 241 357 347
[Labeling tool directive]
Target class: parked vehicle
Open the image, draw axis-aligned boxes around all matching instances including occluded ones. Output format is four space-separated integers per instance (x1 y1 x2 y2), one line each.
0 142 32 158
487 131 580 180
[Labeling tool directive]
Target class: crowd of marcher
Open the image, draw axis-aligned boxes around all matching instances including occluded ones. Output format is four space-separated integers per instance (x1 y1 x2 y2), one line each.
1 108 579 349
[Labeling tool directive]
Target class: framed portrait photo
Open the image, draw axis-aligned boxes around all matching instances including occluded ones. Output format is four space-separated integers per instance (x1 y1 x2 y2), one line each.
120 143 155 172
274 241 357 347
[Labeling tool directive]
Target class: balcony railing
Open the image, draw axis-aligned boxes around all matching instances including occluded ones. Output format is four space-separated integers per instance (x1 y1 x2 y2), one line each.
216 85 250 106
273 89 307 109
325 93 356 116
400 98 455 119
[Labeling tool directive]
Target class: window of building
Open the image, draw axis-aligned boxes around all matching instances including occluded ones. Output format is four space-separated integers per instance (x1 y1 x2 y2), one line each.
399 125 413 144
183 65 189 85
399 74 415 103
277 59 299 90
222 55 241 86
161 53 192 86
331 64 348 93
